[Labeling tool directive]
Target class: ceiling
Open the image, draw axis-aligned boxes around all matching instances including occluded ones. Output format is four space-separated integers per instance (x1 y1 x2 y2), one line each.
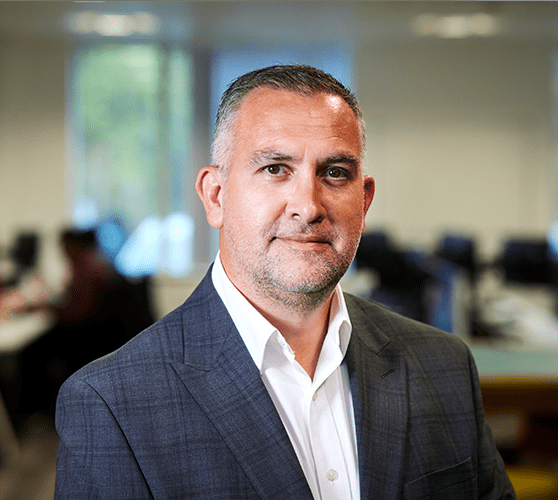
1 1 557 47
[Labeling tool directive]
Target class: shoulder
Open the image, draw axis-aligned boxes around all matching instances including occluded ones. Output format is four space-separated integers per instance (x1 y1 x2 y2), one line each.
344 294 483 424
59 268 228 397
344 293 472 367
345 292 464 341
59 304 181 396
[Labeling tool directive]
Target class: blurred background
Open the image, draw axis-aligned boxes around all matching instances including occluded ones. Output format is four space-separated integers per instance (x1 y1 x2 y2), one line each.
1 1 558 498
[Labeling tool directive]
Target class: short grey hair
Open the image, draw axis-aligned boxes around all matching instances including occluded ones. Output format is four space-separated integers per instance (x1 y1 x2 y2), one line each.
210 64 366 172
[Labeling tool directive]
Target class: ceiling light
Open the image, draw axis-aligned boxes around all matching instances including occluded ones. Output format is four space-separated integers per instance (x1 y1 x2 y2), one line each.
411 13 500 39
67 11 161 37
438 16 470 39
67 12 96 34
410 14 438 37
469 13 500 37
94 14 135 37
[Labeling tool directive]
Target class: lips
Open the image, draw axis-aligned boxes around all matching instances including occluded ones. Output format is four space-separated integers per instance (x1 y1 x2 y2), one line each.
271 233 332 247
282 236 329 244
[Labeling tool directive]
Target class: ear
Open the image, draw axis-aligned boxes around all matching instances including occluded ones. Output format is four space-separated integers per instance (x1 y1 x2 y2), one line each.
361 175 375 233
195 166 225 229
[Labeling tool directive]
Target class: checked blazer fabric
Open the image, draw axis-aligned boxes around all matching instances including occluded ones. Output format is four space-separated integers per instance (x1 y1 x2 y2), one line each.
54 269 515 499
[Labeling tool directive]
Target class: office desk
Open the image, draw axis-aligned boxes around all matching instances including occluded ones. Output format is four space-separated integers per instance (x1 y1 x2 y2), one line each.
0 310 53 414
470 346 558 379
0 311 53 355
470 345 558 461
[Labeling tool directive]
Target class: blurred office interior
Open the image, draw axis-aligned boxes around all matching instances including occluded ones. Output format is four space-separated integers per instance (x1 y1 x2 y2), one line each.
1 1 558 498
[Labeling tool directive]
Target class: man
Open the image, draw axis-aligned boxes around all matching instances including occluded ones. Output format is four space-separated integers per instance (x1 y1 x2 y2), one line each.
55 65 515 499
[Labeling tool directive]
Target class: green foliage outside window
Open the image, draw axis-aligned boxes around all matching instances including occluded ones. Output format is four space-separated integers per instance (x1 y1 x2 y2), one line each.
71 44 191 232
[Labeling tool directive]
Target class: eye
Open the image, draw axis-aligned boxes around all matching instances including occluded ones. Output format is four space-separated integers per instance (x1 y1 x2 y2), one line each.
326 167 347 179
263 164 285 175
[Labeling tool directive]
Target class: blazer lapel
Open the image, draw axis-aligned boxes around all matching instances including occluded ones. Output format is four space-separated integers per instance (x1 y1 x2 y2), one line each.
346 295 409 500
170 272 313 500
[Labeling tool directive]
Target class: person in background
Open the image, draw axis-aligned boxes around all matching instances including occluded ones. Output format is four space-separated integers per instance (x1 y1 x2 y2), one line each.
20 229 138 415
54 65 515 499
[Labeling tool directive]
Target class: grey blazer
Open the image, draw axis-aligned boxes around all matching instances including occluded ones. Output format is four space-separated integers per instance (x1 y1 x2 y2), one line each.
54 269 515 499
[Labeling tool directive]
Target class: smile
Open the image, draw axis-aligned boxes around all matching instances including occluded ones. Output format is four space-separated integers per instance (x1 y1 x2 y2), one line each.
273 236 332 249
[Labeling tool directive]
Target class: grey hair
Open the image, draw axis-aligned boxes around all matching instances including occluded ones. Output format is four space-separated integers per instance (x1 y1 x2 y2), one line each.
210 64 366 172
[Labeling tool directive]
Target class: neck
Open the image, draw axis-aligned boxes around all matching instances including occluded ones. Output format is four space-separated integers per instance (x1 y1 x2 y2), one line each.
218 255 339 379
246 288 335 379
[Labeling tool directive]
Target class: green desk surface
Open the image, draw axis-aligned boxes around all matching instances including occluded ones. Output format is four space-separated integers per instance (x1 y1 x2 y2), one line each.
469 344 558 379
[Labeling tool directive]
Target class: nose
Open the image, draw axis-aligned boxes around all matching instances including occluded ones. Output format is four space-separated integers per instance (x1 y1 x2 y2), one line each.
285 173 326 225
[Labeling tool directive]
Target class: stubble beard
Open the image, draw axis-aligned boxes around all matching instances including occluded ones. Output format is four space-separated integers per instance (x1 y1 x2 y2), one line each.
222 208 363 312
246 233 360 313
254 258 347 312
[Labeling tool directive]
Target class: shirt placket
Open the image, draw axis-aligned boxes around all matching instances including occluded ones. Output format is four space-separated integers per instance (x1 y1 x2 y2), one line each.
308 381 352 500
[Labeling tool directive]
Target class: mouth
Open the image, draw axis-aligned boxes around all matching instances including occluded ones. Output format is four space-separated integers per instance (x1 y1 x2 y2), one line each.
272 234 332 248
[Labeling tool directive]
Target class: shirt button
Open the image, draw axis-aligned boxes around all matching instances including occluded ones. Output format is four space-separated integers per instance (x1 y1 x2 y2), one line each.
327 469 339 481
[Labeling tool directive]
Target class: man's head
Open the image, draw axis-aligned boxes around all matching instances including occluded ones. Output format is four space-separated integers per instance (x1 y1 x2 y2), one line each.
60 229 97 261
197 65 374 310
211 65 366 173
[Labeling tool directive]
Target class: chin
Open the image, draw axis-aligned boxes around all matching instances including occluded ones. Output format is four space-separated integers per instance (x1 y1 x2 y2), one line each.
269 265 346 294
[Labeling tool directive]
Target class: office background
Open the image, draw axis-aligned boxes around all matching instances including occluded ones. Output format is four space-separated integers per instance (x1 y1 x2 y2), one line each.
1 2 558 499
1 1 556 316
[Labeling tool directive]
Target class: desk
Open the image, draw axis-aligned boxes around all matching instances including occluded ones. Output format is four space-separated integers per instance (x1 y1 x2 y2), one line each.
470 345 558 461
470 346 558 379
0 311 53 355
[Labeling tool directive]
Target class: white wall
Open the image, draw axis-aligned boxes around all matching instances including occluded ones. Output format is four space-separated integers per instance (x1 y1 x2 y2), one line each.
359 40 555 260
0 36 68 239
0 35 69 287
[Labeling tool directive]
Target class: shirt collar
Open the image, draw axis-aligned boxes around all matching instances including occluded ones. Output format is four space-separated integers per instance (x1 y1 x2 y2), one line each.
211 252 352 373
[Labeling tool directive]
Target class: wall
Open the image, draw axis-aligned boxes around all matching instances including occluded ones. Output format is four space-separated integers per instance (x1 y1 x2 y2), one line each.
359 39 555 260
0 35 69 285
0 36 68 238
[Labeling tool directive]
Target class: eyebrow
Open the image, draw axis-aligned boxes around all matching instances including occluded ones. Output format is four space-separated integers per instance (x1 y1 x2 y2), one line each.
248 150 360 170
248 150 295 168
318 154 360 171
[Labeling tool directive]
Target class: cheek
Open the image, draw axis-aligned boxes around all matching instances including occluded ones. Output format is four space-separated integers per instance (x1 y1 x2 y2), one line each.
223 190 276 236
240 189 282 224
251 201 276 226
333 214 367 251
332 195 365 227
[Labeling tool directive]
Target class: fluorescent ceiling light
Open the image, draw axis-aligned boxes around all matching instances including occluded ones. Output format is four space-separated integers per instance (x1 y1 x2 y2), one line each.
94 14 135 37
411 13 500 39
67 11 160 36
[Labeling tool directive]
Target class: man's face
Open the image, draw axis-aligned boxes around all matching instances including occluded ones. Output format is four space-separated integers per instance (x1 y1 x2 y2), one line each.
202 87 374 307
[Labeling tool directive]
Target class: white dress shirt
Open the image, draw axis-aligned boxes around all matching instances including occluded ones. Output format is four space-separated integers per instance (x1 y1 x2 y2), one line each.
212 254 359 500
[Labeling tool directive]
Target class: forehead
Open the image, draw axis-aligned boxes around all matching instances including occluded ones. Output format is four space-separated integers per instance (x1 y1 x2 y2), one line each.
232 88 362 154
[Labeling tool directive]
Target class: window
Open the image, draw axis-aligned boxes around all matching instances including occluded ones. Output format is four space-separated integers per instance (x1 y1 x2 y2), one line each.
67 43 195 277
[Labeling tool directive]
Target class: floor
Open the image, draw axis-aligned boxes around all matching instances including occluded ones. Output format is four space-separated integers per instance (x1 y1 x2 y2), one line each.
0 414 58 500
